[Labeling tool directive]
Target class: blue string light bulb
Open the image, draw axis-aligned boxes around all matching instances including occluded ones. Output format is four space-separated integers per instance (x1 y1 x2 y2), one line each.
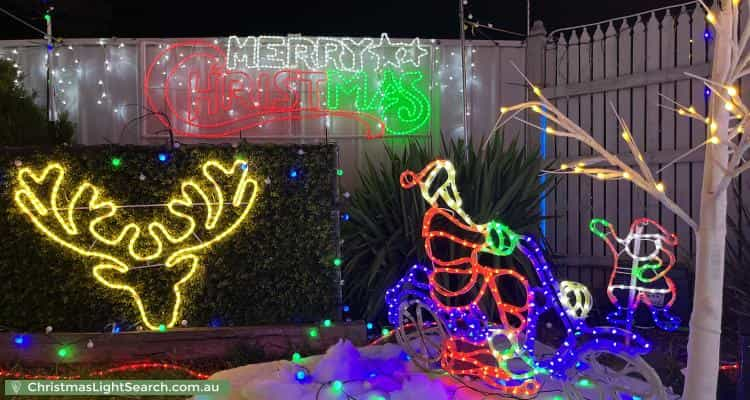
295 370 306 382
158 153 168 163
13 335 27 347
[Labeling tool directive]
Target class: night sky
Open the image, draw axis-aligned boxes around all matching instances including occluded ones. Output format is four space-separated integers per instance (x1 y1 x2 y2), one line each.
1 0 691 40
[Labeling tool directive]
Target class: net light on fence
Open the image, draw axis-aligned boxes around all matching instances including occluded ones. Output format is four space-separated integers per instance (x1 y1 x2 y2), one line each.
655 182 665 192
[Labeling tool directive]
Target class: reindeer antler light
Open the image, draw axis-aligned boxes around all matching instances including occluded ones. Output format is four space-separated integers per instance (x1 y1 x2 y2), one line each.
14 160 258 331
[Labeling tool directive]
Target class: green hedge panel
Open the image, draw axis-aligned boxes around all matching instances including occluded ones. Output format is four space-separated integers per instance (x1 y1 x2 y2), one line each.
0 143 338 331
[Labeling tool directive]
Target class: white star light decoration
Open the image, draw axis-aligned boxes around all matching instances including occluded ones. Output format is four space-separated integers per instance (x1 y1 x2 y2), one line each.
370 34 430 71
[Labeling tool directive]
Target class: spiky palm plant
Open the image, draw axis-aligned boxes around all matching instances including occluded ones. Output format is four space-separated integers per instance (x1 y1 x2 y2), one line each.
343 134 554 321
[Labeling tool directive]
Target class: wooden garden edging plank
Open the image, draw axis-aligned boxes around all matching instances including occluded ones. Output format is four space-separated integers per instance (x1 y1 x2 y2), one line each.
0 322 366 366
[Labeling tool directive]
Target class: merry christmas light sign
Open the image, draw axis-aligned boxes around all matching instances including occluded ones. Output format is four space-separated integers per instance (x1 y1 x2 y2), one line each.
144 34 434 139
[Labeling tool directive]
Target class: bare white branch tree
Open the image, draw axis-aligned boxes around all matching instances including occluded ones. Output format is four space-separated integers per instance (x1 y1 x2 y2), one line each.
496 1 749 398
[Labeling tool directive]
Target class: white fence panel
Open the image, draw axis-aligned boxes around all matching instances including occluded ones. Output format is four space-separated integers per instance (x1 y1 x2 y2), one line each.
541 1 712 270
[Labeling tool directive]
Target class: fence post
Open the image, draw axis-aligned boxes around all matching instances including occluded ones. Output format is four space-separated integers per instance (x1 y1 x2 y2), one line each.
524 20 546 150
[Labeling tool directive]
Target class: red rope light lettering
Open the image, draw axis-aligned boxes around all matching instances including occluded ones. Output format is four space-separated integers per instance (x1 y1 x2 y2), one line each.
144 41 385 139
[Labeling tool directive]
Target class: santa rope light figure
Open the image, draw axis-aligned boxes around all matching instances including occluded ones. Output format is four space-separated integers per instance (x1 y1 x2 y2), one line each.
400 160 541 396
589 218 681 331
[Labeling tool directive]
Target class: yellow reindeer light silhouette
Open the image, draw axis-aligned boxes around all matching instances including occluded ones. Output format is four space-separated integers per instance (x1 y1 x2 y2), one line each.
14 160 258 330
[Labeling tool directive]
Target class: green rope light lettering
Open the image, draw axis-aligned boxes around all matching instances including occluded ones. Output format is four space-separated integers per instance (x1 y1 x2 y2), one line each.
326 69 430 135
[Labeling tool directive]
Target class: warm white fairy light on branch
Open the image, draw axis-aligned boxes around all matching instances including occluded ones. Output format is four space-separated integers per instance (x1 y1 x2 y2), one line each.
497 63 697 229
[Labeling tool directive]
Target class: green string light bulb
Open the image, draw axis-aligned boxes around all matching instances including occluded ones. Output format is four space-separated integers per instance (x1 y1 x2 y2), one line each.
576 378 595 388
57 346 70 358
